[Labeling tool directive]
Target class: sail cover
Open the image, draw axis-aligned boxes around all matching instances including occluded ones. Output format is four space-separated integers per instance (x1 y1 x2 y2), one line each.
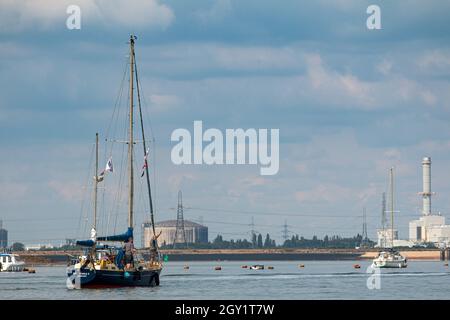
76 239 95 247
97 227 134 242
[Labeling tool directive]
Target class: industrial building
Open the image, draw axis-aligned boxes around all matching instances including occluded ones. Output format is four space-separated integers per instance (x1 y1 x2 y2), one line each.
409 157 450 245
0 220 7 248
142 220 208 248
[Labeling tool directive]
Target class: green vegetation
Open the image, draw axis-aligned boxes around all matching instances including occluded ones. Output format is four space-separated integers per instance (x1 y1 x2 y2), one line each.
159 233 374 249
11 242 25 251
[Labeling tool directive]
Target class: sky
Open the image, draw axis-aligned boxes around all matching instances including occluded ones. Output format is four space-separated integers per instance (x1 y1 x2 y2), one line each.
1 0 450 246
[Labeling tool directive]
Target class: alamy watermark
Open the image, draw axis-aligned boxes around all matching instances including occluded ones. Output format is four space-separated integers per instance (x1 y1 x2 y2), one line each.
366 264 381 290
66 5 81 30
66 266 81 289
366 4 381 30
171 121 279 176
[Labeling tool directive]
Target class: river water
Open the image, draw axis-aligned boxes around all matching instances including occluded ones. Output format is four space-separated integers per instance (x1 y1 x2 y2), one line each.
1 260 449 299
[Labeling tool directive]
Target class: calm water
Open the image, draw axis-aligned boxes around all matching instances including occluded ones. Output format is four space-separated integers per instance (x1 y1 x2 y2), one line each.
1 260 450 299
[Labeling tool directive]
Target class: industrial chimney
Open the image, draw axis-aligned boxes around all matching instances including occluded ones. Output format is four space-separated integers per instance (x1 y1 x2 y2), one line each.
421 157 432 216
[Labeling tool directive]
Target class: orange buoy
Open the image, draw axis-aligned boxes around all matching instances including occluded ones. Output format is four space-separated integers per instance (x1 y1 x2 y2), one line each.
215 266 222 271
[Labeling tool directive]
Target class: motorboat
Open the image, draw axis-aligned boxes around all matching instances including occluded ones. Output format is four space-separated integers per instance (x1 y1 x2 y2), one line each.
372 250 407 268
0 253 26 272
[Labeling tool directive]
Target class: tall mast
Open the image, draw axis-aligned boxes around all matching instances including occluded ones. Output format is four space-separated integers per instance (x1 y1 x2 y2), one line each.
93 132 99 231
381 192 386 232
390 167 394 248
128 35 135 229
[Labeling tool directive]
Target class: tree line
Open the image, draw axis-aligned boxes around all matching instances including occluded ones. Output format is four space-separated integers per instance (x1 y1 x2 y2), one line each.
160 233 375 249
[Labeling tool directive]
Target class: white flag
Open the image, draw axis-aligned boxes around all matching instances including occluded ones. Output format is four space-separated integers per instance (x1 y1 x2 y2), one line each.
104 157 113 173
96 157 113 182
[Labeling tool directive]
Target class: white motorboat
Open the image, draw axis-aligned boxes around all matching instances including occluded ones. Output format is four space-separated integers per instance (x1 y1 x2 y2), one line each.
0 253 26 272
372 250 407 268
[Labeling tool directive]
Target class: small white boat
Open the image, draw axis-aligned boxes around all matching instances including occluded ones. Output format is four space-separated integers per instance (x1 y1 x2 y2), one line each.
250 265 264 270
372 250 407 268
0 253 26 272
372 168 407 269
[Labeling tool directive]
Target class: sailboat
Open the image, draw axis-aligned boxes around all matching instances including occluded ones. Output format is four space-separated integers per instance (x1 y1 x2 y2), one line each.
67 35 162 288
372 168 407 268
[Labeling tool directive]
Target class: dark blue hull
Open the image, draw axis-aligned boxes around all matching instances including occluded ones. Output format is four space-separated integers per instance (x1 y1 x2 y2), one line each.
68 268 161 288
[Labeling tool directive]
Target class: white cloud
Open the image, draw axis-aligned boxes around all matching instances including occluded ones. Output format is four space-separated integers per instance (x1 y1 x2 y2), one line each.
0 0 174 32
0 182 29 202
304 54 375 109
418 50 450 71
48 180 84 202
195 0 232 24
295 184 353 203
149 94 180 113
376 59 393 76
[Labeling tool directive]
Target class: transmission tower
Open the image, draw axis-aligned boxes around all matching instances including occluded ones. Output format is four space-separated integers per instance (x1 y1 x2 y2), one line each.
361 207 369 248
173 190 188 249
282 220 291 242
249 216 257 248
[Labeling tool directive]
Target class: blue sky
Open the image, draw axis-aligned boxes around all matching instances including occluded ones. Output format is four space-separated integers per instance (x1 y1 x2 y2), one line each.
1 0 450 246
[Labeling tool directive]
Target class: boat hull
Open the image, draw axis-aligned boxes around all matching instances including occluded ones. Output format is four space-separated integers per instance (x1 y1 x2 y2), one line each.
67 267 161 288
372 260 407 268
1 264 25 272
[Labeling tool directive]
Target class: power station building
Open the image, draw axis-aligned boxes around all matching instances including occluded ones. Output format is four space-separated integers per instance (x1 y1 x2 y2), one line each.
142 220 208 248
0 220 7 248
409 157 450 245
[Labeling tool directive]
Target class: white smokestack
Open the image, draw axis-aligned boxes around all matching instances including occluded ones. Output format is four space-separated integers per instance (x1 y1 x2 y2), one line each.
422 157 432 216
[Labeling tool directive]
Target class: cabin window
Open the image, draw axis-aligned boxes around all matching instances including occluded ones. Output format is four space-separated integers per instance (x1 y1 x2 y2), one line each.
7 256 11 262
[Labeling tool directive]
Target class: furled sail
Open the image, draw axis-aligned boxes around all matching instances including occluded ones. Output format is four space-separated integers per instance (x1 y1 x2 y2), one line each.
96 227 133 242
76 239 95 247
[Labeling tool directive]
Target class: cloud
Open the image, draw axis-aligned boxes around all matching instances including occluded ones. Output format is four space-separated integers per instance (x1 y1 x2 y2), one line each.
0 182 29 202
195 0 232 24
0 0 174 33
418 50 450 71
295 184 353 203
48 180 84 202
149 94 180 113
96 0 174 30
376 59 393 76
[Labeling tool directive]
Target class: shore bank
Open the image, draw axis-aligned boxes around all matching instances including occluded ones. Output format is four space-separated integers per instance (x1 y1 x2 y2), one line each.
14 248 444 265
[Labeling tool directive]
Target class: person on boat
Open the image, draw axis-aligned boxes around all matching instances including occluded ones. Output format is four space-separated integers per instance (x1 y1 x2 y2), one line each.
101 252 112 263
150 231 162 263
124 237 136 269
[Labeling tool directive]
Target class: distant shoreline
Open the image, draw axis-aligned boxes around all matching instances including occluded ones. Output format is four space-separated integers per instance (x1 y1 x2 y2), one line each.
13 248 445 265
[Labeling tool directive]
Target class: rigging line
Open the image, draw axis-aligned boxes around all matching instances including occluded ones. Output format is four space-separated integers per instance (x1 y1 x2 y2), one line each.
134 51 156 238
104 57 128 145
77 143 95 238
133 65 157 213
111 99 129 235
186 206 421 218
